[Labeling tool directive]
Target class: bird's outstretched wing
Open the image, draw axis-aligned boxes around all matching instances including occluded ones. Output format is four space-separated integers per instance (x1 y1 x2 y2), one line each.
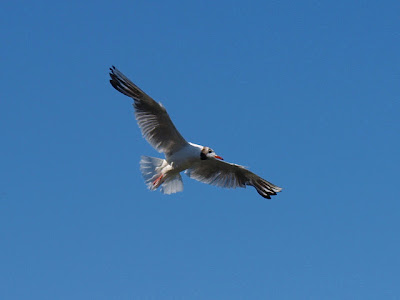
186 159 282 199
109 66 188 155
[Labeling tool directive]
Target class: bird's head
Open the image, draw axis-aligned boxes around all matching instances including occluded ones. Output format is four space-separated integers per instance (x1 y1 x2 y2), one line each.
200 147 223 160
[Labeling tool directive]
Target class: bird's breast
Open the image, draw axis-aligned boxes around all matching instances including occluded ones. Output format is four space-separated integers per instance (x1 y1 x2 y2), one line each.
166 144 201 172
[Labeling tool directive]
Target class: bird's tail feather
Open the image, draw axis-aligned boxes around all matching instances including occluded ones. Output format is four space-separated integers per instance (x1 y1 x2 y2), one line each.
139 156 184 194
160 174 184 195
140 156 166 191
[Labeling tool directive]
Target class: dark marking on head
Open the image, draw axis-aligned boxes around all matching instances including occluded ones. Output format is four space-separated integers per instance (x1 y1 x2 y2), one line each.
200 147 208 160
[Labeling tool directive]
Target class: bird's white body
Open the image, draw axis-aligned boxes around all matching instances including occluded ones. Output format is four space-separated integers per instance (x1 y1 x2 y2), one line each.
166 142 202 171
109 66 282 199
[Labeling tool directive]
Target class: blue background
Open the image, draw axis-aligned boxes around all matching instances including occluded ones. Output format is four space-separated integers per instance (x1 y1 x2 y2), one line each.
1 1 399 299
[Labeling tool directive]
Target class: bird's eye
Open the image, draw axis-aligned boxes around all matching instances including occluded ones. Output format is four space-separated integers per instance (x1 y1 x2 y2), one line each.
208 149 213 153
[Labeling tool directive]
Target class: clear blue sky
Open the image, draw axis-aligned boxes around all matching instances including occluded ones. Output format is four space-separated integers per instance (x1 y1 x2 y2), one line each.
1 1 399 299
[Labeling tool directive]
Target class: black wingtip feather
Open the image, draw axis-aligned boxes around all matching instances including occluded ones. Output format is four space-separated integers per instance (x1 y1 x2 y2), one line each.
251 179 281 199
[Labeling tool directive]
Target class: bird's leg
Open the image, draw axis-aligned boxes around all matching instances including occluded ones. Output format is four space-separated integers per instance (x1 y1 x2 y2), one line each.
153 174 164 187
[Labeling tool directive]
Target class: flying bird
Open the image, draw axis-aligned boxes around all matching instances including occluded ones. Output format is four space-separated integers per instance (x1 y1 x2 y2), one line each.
109 66 282 199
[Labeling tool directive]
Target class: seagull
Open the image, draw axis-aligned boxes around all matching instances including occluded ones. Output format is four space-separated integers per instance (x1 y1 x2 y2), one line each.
109 66 282 199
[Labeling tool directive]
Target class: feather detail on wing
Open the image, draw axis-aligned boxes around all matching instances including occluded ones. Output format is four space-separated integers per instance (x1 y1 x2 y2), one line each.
186 159 282 199
109 66 188 155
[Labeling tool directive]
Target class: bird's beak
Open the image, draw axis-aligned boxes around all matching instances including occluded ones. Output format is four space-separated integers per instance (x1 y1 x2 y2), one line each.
214 155 223 160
